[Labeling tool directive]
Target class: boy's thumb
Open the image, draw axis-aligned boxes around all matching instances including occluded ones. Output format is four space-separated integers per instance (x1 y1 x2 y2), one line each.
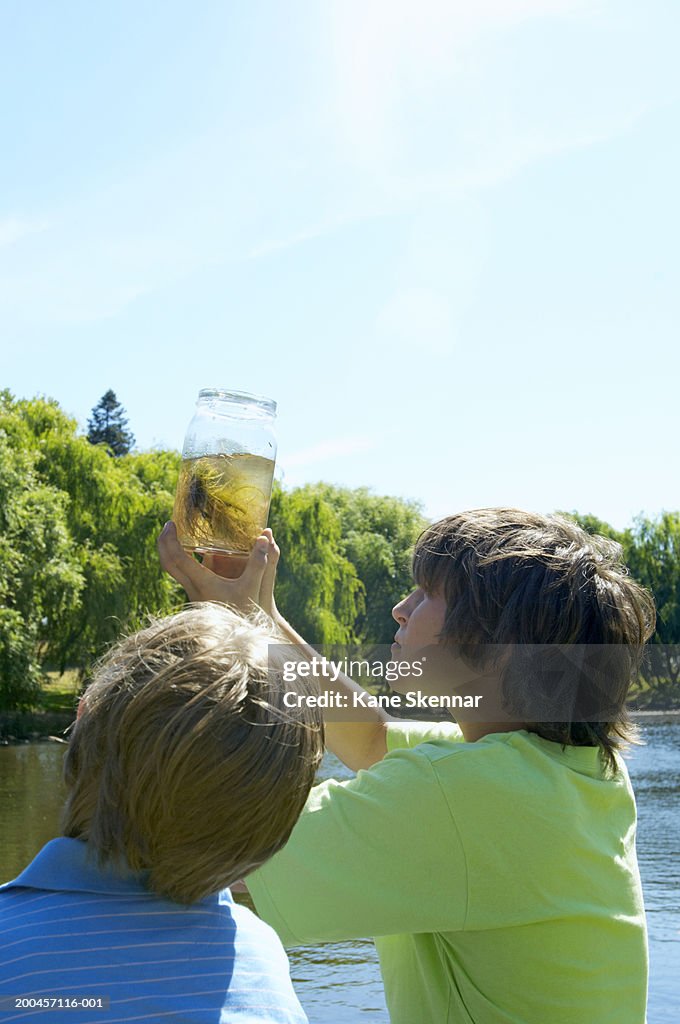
240 537 269 592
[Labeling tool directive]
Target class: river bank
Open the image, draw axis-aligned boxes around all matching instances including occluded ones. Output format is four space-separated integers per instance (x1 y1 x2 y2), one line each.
0 711 73 744
2 708 680 744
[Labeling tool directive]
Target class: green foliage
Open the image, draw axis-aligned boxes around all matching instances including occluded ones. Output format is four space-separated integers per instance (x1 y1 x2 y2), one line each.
2 390 679 710
0 607 42 712
267 483 427 645
624 514 680 641
0 399 84 708
560 511 625 545
87 389 135 456
269 485 365 644
0 392 182 699
123 449 182 492
560 508 680 704
310 485 427 644
623 513 680 702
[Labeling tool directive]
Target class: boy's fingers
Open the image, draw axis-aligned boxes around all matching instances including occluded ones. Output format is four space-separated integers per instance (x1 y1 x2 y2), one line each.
260 538 279 613
238 536 270 597
260 529 280 564
158 523 278 606
158 522 213 600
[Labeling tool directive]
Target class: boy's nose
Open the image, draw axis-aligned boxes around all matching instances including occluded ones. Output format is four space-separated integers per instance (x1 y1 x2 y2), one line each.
392 598 408 624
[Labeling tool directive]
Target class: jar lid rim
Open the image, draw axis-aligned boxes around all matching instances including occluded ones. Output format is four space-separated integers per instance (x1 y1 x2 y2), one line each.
197 388 277 415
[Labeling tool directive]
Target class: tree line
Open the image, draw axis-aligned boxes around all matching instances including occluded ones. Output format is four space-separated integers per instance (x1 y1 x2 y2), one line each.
0 391 678 711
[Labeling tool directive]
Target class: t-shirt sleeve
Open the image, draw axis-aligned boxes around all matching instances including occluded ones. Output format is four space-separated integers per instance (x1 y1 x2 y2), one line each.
247 745 468 946
386 719 465 752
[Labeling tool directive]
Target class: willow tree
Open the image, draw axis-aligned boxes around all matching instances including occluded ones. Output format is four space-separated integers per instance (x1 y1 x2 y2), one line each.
305 484 428 644
0 393 182 692
561 509 679 705
0 394 84 708
269 484 365 645
624 513 680 703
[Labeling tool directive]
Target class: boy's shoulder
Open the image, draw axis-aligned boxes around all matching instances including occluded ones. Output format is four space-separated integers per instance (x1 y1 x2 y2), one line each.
383 725 638 889
385 722 632 799
220 889 291 956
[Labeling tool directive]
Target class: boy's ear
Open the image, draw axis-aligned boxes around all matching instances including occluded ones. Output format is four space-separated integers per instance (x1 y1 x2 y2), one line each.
76 695 86 721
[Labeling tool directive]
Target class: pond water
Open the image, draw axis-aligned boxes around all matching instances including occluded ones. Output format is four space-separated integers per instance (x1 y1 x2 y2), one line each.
0 725 678 1022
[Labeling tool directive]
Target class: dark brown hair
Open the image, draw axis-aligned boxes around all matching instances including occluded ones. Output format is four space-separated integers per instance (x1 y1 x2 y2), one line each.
412 509 656 772
62 603 323 904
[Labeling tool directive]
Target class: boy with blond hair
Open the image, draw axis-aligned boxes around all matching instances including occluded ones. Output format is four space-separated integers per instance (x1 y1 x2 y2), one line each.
0 600 323 1023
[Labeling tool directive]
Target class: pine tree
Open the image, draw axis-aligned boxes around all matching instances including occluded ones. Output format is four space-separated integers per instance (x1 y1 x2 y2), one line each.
86 390 135 456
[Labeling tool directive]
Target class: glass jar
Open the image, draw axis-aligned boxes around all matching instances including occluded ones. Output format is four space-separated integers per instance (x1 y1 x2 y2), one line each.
173 388 277 558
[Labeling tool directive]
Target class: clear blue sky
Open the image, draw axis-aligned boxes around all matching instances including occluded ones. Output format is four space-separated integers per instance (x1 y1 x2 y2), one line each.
1 0 678 529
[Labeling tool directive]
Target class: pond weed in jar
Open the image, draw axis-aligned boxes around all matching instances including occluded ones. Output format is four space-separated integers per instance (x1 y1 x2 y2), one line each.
174 452 275 555
173 389 277 557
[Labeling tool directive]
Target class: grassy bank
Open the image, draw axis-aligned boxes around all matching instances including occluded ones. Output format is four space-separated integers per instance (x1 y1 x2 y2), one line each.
2 670 679 743
0 671 79 743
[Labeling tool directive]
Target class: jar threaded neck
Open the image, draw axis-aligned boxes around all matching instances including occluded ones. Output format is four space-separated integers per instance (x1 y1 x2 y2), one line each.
197 388 277 418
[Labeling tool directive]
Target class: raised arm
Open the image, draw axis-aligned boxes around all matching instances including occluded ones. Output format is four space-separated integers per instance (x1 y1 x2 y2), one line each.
158 523 393 772
268 606 392 772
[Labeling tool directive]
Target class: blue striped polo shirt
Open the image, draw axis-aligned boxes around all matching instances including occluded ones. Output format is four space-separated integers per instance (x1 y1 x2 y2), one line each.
0 838 307 1023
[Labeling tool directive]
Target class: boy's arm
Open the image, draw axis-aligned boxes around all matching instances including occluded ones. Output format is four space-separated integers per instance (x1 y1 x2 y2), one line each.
158 523 396 772
256 531 398 771
246 744 467 945
270 610 395 772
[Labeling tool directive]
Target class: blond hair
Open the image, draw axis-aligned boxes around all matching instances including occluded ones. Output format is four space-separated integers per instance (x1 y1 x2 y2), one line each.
62 603 323 904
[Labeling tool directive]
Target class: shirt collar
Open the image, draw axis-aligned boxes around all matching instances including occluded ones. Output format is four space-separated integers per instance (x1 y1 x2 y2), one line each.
515 730 608 777
1 838 221 904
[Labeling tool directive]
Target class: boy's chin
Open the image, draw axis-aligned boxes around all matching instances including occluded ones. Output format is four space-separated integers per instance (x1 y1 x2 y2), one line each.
386 647 435 697
390 642 431 659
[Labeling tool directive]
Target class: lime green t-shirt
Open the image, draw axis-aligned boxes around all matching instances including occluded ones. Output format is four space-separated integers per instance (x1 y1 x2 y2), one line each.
248 722 648 1024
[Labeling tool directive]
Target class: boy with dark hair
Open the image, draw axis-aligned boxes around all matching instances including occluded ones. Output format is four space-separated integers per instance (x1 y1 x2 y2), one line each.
0 601 324 1023
159 509 655 1024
